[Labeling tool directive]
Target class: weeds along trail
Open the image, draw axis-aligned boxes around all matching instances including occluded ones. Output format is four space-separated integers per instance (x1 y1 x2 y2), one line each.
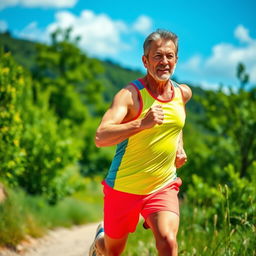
0 223 99 256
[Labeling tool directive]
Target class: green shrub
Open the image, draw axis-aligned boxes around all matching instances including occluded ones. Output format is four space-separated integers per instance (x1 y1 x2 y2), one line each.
0 182 103 247
0 51 26 186
0 50 83 204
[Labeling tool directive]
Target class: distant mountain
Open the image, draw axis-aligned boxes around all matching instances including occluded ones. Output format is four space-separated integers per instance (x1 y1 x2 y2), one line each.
0 31 205 116
0 31 38 71
0 31 143 84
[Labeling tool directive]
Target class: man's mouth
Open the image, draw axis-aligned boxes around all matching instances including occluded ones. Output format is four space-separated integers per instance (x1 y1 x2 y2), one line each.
157 68 170 73
157 65 170 72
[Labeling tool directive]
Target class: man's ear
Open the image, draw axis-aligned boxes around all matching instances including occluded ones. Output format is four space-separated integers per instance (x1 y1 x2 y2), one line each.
175 55 178 64
142 55 148 68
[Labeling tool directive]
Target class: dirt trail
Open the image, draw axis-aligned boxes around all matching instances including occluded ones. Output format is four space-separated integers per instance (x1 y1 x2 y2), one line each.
0 222 99 256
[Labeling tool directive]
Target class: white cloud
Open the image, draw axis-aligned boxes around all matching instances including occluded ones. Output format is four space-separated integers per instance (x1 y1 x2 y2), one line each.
180 25 256 86
0 20 8 32
198 80 220 90
17 22 48 42
235 25 253 43
0 0 77 10
17 10 153 59
132 15 153 35
46 10 130 56
180 55 202 72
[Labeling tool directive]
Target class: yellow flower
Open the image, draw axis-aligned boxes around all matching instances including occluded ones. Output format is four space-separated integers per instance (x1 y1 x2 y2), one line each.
1 127 9 133
7 161 16 168
2 67 10 74
18 77 25 85
13 113 21 122
56 157 61 163
20 149 27 156
14 139 20 147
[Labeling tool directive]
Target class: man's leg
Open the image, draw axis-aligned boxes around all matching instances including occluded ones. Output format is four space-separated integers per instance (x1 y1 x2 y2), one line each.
146 211 180 256
96 233 128 256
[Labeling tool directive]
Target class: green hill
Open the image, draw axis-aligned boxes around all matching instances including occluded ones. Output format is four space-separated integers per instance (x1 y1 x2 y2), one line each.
0 31 143 86
0 31 37 71
0 31 205 114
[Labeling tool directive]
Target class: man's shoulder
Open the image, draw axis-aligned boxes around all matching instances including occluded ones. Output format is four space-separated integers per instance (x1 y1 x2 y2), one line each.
113 79 141 106
124 77 144 95
174 82 192 103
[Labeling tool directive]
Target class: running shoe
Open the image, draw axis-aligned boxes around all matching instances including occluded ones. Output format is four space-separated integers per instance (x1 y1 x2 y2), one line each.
89 222 104 256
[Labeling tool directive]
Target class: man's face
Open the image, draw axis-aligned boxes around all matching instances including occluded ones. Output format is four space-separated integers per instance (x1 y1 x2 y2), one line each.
142 39 177 82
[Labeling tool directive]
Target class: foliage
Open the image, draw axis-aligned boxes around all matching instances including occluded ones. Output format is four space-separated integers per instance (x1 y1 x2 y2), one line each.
79 117 115 177
31 29 114 177
178 168 256 255
0 51 27 185
186 164 255 222
1 30 255 254
177 63 256 255
199 85 256 178
33 28 106 119
124 170 256 255
0 31 37 71
0 181 103 247
0 50 83 204
101 60 144 101
180 64 256 189
124 64 256 255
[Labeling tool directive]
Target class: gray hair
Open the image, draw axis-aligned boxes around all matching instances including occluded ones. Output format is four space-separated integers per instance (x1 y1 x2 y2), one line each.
143 29 178 57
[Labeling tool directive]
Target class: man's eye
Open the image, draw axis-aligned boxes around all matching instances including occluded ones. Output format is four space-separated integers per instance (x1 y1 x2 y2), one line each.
154 55 162 59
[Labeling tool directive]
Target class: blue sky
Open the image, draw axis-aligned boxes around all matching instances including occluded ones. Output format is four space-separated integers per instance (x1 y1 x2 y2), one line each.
0 0 255 89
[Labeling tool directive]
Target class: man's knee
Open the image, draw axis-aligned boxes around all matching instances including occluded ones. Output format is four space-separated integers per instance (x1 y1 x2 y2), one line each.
156 232 177 253
104 235 128 256
105 245 125 256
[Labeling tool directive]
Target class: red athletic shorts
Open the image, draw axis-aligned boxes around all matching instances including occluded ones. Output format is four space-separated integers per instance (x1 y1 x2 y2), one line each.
102 177 182 239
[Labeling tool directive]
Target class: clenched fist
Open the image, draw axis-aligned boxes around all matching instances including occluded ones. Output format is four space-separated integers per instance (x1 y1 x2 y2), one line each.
141 105 164 129
175 147 187 168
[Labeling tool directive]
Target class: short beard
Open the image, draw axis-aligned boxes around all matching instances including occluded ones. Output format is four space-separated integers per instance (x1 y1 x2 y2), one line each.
148 69 170 82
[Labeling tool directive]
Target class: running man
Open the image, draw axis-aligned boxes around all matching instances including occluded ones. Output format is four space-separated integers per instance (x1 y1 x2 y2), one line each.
89 29 192 256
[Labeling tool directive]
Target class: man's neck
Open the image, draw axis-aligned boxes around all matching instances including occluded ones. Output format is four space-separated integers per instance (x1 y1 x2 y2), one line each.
144 75 172 100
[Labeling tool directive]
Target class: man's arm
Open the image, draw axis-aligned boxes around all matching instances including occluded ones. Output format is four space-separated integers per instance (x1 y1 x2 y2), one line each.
180 84 192 103
95 85 164 147
175 84 192 168
175 131 187 168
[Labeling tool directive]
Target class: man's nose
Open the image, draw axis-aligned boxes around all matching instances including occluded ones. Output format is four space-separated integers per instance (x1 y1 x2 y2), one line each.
160 55 169 64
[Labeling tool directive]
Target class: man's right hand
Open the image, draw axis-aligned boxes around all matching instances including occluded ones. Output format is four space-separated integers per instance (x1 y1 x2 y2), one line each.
141 105 164 129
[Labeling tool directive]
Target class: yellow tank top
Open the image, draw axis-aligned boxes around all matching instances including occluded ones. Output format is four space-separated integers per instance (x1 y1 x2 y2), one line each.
105 78 186 195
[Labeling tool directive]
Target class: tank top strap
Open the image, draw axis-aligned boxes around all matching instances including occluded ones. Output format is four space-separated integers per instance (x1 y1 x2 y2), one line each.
129 79 144 90
171 80 180 88
171 80 185 104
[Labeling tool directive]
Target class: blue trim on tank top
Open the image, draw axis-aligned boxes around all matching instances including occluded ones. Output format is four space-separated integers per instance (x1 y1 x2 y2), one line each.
105 139 129 187
131 79 144 90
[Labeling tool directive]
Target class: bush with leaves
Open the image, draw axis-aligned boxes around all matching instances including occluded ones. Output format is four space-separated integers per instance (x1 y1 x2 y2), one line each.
0 51 26 185
32 28 110 177
0 50 83 204
186 163 255 225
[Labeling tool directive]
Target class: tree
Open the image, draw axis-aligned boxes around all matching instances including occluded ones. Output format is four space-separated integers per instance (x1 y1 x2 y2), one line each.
32 28 106 122
0 51 25 185
0 50 83 204
32 28 113 177
199 63 256 178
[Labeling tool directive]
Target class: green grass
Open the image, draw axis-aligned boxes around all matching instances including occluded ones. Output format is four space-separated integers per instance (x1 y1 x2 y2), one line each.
122 202 256 256
123 223 156 256
1 178 255 255
0 178 103 248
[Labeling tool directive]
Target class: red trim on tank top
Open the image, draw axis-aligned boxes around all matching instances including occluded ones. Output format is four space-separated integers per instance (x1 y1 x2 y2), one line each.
138 78 175 103
121 83 143 124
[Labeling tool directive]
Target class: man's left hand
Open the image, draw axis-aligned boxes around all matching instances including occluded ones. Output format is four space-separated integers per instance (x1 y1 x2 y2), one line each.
175 148 187 168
